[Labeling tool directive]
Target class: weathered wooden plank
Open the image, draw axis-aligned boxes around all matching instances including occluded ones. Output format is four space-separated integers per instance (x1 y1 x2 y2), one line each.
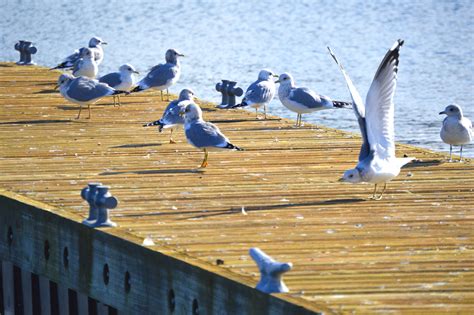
0 63 473 314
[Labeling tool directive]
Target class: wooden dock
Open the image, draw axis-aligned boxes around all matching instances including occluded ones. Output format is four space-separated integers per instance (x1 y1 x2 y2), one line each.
0 63 473 314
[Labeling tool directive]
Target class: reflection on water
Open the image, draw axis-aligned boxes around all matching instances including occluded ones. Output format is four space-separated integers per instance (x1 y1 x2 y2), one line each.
1 0 472 156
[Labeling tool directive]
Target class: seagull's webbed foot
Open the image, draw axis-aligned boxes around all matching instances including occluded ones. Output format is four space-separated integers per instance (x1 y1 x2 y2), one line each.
199 149 209 168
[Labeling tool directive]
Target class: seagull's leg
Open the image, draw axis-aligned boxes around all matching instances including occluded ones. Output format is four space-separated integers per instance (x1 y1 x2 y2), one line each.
169 129 176 144
369 184 378 200
87 104 91 119
460 145 463 162
375 183 387 200
112 95 117 107
199 148 209 168
117 94 121 107
264 104 267 119
76 104 82 119
160 90 163 101
167 89 170 101
255 108 259 120
449 145 453 162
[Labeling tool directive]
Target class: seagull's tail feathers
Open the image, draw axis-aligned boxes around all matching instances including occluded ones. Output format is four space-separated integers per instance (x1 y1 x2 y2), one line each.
113 90 130 96
225 142 244 151
398 157 416 168
332 100 352 109
131 85 144 93
230 99 248 109
143 120 164 132
49 62 71 71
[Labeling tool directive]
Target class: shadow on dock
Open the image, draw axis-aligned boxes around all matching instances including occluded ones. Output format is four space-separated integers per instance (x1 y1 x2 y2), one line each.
0 119 72 125
111 143 162 149
100 168 200 176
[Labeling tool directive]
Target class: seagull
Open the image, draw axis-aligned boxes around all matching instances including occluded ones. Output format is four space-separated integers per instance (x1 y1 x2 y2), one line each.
439 104 472 162
56 74 127 119
328 39 414 200
232 69 278 119
72 48 98 79
276 72 351 127
143 88 196 144
99 64 139 106
50 36 107 70
131 49 184 101
180 103 243 168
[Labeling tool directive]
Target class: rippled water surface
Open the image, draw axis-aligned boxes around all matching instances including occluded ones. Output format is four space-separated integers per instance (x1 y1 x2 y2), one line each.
1 0 473 156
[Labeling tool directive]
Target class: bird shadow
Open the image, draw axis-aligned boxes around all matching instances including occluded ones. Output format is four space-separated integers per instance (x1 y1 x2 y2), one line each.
210 119 258 124
99 168 200 176
403 159 444 168
34 89 57 94
0 119 72 125
36 82 56 86
57 105 78 111
110 143 162 149
0 64 14 68
183 198 366 220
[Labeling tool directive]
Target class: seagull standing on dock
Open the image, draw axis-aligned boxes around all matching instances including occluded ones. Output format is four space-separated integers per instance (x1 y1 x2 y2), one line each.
329 39 414 200
131 49 184 101
99 64 139 106
143 88 196 144
181 103 243 168
72 48 98 79
232 69 278 119
439 104 472 162
56 74 127 119
276 72 351 127
50 36 107 70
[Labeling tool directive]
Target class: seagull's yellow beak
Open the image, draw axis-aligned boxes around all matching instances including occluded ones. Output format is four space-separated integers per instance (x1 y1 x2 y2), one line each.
54 84 60 90
133 70 140 74
338 177 345 182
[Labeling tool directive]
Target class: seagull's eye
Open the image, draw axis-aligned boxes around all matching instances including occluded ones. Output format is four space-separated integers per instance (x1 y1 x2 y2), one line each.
128 68 132 71
349 174 354 178
449 108 454 111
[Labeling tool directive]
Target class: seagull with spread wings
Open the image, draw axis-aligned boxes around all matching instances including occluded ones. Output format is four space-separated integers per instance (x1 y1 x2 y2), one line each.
328 39 414 200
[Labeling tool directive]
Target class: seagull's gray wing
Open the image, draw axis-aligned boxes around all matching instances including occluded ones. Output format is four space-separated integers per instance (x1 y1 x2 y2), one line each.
99 72 121 88
365 39 404 159
244 80 274 104
289 87 329 109
328 46 370 161
161 100 186 125
141 63 177 88
185 121 229 148
72 58 85 76
67 77 115 102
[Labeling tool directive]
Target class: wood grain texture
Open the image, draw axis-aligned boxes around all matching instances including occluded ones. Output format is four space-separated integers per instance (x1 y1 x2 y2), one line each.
0 63 473 314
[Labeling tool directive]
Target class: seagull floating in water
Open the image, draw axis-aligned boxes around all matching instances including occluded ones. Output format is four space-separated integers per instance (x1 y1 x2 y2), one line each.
143 88 196 143
232 69 278 119
181 103 243 168
276 72 351 127
99 64 139 106
50 37 107 70
439 104 472 162
56 74 127 119
72 48 98 79
131 49 184 101
328 39 414 200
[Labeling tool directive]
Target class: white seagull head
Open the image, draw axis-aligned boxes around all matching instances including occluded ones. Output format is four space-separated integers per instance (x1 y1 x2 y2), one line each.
275 72 294 86
119 63 139 75
89 37 107 47
258 69 278 81
165 48 185 64
181 103 202 122
179 88 196 101
339 168 362 183
439 104 463 117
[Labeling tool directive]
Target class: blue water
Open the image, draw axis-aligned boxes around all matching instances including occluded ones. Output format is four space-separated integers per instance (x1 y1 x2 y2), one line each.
1 0 473 157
